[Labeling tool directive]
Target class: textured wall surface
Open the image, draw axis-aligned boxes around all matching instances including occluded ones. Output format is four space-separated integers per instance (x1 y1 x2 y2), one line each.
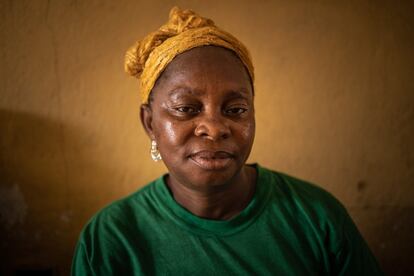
1 0 413 275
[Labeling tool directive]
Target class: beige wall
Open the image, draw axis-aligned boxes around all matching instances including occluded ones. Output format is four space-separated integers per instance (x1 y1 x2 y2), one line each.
1 0 413 274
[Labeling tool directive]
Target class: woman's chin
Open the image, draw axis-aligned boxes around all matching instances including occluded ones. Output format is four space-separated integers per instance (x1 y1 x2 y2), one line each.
180 159 243 191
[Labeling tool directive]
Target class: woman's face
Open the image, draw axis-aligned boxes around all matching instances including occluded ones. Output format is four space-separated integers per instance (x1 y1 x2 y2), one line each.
141 46 255 191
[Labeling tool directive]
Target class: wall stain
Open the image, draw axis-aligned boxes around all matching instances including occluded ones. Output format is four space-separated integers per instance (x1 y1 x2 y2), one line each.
0 183 27 230
357 180 367 192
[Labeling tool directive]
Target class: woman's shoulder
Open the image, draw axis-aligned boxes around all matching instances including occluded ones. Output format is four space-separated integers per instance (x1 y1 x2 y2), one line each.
259 164 356 251
72 178 166 275
258 164 349 222
78 176 164 239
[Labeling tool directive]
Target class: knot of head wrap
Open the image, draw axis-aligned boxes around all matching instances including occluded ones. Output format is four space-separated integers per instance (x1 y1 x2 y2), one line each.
125 7 255 103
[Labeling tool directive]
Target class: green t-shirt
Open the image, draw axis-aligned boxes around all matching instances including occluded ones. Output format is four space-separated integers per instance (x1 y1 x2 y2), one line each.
72 164 383 275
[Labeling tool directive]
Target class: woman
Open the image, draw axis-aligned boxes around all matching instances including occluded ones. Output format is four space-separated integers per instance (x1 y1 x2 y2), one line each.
72 7 383 275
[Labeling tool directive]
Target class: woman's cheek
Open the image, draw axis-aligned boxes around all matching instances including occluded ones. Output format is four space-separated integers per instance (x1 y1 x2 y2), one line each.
160 120 188 147
163 121 178 142
240 120 255 142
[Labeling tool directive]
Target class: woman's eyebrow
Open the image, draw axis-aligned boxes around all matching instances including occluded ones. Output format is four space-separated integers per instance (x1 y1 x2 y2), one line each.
168 87 203 99
225 89 251 100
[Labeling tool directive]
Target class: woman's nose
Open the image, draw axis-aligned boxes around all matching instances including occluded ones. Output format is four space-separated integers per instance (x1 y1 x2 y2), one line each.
194 113 231 141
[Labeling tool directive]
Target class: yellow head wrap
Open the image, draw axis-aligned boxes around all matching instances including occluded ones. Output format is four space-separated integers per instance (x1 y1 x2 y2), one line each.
124 7 255 103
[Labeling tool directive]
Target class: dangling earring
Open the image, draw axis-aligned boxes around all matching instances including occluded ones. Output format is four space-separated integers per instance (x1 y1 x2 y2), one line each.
150 140 162 162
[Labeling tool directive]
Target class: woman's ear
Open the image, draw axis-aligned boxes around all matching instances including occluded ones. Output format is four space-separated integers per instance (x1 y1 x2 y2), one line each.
140 104 155 140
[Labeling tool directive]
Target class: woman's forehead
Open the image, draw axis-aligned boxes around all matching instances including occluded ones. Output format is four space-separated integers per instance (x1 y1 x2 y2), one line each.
166 86 252 102
154 46 252 93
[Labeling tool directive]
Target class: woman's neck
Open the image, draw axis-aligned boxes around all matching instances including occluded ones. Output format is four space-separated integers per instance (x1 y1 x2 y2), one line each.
166 165 257 220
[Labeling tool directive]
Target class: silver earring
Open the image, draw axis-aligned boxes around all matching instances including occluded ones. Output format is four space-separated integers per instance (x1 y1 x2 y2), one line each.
150 140 162 162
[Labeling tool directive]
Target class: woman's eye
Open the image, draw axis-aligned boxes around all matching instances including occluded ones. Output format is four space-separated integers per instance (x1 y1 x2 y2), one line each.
225 107 248 115
175 106 200 114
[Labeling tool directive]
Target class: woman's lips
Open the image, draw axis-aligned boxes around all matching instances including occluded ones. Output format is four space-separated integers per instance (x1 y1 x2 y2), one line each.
189 151 234 170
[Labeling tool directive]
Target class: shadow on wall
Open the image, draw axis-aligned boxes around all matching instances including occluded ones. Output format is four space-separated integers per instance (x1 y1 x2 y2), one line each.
349 205 414 275
0 109 122 275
